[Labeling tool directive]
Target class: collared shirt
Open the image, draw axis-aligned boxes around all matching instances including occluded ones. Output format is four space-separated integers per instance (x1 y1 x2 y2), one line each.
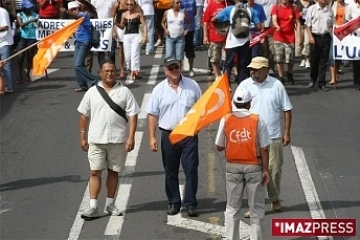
345 2 360 22
77 81 140 144
215 109 271 156
236 75 293 139
146 76 202 130
305 3 334 34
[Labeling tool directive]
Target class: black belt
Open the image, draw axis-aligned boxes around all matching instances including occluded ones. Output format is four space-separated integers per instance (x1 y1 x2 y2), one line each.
159 127 173 133
312 33 330 38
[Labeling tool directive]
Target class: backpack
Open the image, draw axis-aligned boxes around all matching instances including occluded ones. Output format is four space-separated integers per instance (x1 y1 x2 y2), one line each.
230 3 251 38
91 25 100 48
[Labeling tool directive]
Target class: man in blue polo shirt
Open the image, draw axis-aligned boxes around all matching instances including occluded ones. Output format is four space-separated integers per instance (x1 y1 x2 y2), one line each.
212 0 262 84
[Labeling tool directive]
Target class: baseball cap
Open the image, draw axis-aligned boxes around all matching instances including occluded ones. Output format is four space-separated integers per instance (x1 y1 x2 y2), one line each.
247 57 269 69
68 1 81 10
163 57 180 67
22 0 34 9
233 88 252 104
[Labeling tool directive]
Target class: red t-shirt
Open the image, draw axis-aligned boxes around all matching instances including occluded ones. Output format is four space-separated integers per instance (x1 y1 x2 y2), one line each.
37 0 62 18
271 4 300 43
203 0 227 43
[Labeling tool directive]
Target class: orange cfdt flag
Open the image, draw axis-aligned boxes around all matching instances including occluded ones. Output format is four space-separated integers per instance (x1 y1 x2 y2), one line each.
32 17 84 76
169 74 232 144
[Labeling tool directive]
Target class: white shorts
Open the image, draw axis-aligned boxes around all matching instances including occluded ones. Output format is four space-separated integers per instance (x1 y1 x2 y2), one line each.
115 26 124 43
88 143 127 172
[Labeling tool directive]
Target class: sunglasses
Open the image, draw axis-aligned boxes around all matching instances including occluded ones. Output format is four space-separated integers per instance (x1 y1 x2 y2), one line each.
250 68 261 72
167 65 180 71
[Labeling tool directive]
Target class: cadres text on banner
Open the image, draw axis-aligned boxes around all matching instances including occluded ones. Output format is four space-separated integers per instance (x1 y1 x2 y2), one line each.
333 27 360 60
36 19 113 52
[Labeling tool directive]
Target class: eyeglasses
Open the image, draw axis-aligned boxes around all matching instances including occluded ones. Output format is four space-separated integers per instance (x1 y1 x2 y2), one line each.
167 65 180 71
250 68 261 72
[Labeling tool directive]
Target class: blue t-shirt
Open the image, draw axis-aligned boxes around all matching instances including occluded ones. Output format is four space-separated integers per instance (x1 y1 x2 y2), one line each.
17 11 39 40
215 4 261 28
181 0 196 31
249 3 266 34
75 12 92 43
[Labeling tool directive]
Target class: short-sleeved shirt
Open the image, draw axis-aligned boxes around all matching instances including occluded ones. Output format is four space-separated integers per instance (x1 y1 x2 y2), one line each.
17 11 39 39
215 109 271 156
181 0 196 31
296 0 314 26
75 12 92 43
249 3 267 34
202 0 227 42
146 76 202 130
271 3 300 43
0 7 13 47
237 75 293 139
305 3 334 34
215 4 261 48
91 0 117 18
77 81 140 144
37 0 62 18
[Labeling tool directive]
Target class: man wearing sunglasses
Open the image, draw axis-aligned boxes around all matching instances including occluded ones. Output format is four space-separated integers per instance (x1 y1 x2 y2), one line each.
146 57 202 217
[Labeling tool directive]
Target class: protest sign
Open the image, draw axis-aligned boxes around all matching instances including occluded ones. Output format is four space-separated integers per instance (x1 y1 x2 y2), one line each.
333 17 360 60
36 18 113 52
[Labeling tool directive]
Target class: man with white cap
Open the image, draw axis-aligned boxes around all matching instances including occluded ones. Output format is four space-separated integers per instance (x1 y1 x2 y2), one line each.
215 87 271 240
236 56 293 217
60 1 98 92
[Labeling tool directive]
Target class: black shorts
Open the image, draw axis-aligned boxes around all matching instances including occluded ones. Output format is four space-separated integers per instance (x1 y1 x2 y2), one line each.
184 31 195 59
155 9 167 30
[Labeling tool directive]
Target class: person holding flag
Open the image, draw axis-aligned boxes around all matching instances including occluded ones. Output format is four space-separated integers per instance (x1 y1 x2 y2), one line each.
215 87 270 240
146 57 202 217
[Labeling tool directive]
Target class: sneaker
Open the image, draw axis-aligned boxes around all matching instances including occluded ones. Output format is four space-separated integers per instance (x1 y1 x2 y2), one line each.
244 210 250 218
299 60 305 67
5 88 13 94
305 60 311 68
145 52 150 56
104 204 123 216
81 207 100 220
154 39 162 47
189 70 195 77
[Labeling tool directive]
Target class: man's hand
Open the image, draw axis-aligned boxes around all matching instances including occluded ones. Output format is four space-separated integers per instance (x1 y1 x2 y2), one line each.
80 139 89 152
149 136 158 152
262 169 270 186
125 137 135 152
183 29 189 36
203 36 209 45
309 36 315 44
283 132 291 146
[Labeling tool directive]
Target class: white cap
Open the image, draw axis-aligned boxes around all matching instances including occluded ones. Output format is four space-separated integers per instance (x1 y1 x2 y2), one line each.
68 1 81 10
233 88 252 104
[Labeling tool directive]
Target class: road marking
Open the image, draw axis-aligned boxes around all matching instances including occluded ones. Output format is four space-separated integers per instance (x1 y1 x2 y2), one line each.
27 68 60 82
104 131 143 236
138 93 151 119
154 47 163 59
166 185 250 239
0 208 11 214
208 152 216 193
291 146 332 240
67 184 90 240
147 65 160 85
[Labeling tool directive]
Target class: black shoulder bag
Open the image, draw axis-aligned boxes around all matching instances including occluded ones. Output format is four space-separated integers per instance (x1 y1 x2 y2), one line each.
96 85 128 122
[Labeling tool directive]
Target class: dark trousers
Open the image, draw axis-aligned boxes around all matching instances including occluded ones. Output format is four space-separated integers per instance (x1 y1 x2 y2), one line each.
352 60 360 86
224 41 251 84
160 131 199 209
310 34 331 86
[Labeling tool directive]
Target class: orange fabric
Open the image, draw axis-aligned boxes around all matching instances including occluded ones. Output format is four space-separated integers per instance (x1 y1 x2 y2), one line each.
169 74 232 144
32 17 84 76
335 6 345 26
156 0 172 9
224 113 259 165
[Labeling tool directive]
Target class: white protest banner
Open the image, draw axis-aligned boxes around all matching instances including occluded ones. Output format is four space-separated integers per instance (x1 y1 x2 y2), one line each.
36 18 113 52
333 17 360 60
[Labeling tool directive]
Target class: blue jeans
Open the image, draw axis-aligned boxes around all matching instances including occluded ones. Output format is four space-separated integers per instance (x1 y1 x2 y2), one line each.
74 41 97 89
160 130 199 208
225 41 251 84
0 45 13 91
193 6 203 48
145 15 155 54
165 36 185 61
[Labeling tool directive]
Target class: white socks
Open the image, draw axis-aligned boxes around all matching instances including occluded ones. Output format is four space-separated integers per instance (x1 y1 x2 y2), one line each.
106 197 114 207
89 199 97 209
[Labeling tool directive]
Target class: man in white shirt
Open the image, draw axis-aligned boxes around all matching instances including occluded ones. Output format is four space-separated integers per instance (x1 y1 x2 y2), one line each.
77 60 140 220
0 6 14 93
137 0 155 55
236 56 293 215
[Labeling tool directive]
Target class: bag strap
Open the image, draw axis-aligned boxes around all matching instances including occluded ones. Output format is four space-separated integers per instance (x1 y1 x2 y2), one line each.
96 85 128 122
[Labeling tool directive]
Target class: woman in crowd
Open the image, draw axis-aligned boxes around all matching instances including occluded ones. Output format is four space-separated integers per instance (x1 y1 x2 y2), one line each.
119 0 147 82
112 0 127 79
37 0 63 19
296 0 313 68
16 0 39 84
161 0 190 63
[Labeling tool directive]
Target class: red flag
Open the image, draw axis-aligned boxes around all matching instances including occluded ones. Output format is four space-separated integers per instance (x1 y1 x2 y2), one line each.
334 16 360 41
250 27 276 48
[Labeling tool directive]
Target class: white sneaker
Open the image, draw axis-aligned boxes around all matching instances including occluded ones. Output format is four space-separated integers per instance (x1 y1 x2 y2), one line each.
299 60 305 67
189 70 195 77
81 208 100 220
154 39 162 47
305 60 311 68
104 204 123 216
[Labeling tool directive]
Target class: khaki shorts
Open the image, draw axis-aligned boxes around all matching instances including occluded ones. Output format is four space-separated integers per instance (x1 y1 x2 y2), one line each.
88 143 127 172
208 42 225 63
295 26 310 57
274 41 295 64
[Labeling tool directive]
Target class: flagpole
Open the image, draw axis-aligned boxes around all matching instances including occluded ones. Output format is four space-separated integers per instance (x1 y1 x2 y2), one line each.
1 40 42 63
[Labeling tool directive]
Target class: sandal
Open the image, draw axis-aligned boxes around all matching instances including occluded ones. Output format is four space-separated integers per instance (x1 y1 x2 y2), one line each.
134 71 142 79
119 71 126 79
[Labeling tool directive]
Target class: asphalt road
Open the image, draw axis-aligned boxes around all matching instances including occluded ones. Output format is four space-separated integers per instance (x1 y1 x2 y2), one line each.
0 46 359 240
